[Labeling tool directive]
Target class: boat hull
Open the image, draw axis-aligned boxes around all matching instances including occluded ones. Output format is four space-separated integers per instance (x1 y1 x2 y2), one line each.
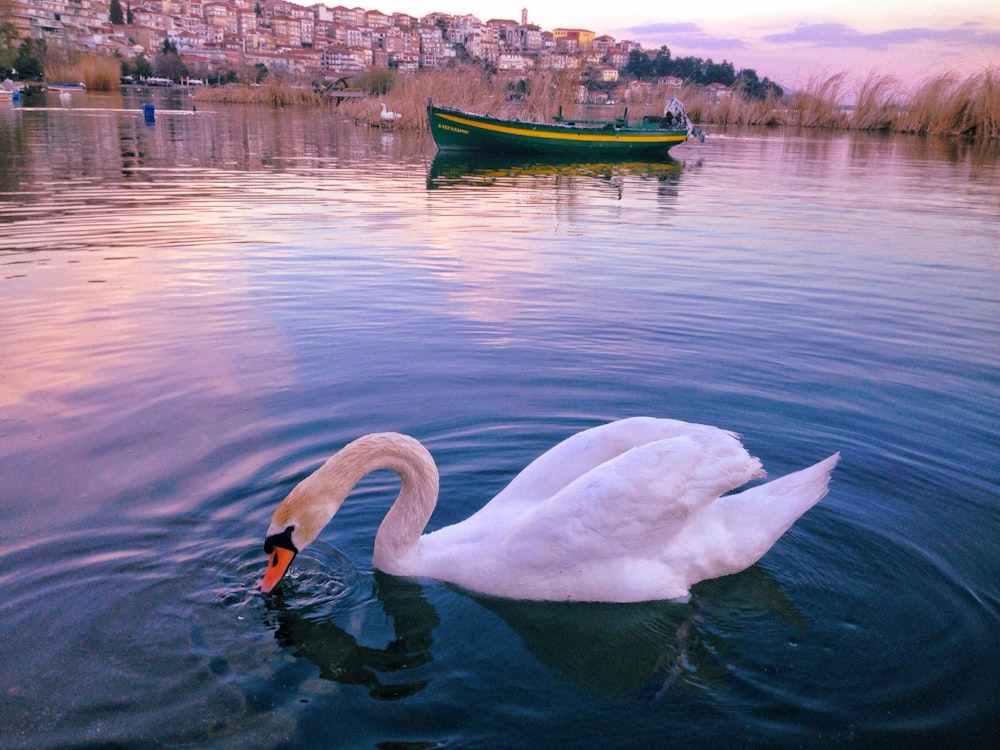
428 105 689 157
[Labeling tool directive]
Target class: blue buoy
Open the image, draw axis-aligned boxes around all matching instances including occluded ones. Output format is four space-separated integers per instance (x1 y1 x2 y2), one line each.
143 102 155 124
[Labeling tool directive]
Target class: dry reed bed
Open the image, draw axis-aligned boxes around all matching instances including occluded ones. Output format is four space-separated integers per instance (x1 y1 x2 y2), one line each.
339 67 998 140
46 54 121 91
194 80 324 106
31 54 999 139
334 68 584 128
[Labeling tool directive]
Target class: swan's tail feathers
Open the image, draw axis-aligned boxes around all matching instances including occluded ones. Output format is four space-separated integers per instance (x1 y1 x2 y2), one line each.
687 453 840 579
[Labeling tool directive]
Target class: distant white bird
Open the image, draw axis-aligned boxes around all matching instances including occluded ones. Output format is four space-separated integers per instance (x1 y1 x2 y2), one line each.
380 102 402 122
261 417 839 602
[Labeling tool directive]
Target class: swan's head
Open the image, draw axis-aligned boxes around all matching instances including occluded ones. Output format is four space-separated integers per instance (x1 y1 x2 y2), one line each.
260 432 436 592
260 468 350 593
261 523 299 593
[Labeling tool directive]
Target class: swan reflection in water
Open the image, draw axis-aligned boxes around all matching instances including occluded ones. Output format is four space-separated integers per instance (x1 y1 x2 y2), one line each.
263 573 439 701
263 566 806 701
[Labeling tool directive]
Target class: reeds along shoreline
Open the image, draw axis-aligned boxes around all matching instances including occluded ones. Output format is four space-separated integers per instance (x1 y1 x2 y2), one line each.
369 68 999 140
45 55 121 91
31 54 999 138
199 66 997 140
192 79 325 107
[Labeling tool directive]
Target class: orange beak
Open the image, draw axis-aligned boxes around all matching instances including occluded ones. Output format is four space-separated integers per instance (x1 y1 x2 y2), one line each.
261 547 296 593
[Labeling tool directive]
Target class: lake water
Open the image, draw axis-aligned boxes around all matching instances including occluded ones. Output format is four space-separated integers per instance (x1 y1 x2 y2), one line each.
1 89 998 748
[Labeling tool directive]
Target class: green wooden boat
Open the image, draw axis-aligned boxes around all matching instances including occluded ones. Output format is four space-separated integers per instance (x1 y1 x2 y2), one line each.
427 98 702 157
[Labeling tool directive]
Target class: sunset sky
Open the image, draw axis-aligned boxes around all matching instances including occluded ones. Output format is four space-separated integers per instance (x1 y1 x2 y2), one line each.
379 1 1000 88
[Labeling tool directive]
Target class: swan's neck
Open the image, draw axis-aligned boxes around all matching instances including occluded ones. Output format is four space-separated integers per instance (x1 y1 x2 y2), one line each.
320 433 439 573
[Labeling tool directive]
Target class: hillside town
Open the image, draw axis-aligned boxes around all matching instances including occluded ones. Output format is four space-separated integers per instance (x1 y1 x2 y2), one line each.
4 0 658 83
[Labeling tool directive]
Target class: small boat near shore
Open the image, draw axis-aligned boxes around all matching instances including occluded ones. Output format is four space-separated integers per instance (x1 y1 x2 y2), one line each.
47 82 86 91
428 98 703 157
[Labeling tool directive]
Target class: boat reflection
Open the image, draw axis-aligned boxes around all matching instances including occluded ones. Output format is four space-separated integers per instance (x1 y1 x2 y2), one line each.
427 151 684 197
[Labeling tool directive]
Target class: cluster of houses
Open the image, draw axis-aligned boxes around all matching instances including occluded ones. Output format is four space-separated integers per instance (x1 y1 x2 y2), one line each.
7 1 654 81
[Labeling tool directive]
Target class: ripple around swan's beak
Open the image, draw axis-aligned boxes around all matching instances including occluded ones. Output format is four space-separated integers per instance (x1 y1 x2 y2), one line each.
261 547 296 593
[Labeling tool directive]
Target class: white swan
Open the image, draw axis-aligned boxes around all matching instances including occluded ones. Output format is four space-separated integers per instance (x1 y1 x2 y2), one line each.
380 102 402 122
262 417 839 602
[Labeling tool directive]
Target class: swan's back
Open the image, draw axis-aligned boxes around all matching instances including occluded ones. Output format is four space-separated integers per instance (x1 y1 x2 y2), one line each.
486 418 758 512
413 418 832 601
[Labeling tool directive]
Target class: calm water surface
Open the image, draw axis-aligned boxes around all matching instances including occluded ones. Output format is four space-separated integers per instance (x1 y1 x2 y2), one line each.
1 90 998 748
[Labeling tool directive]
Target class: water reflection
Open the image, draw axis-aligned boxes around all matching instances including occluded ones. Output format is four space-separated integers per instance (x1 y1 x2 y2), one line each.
427 151 684 198
264 574 440 701
0 92 429 193
477 563 806 699
2 96 997 747
266 563 807 703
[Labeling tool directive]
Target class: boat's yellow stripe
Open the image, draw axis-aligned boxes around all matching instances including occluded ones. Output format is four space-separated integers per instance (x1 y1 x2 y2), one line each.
436 111 685 145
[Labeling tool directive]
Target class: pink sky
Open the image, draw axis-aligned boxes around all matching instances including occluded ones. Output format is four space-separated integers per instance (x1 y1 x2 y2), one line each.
364 2 999 88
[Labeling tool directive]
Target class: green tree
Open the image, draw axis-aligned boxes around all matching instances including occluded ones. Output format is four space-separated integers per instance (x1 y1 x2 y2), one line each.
702 59 736 86
624 49 652 79
109 0 124 25
126 3 134 24
0 0 18 77
155 42 185 81
13 37 46 79
735 68 783 100
0 45 15 79
651 45 672 78
668 56 701 82
357 67 395 95
133 53 152 79
117 52 151 79
662 56 734 86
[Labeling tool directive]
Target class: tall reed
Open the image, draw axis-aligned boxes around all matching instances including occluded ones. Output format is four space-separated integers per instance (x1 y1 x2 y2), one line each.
515 69 580 122
194 78 323 106
896 67 999 138
850 73 900 131
337 67 580 129
46 54 121 91
787 72 849 129
335 67 488 127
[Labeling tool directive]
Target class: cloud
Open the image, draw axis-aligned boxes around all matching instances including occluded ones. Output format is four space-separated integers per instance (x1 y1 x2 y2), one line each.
623 22 745 51
764 22 1000 50
624 23 702 35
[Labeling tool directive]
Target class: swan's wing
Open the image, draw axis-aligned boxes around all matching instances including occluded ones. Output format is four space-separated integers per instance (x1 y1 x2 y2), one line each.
504 430 764 566
487 418 735 512
668 453 840 583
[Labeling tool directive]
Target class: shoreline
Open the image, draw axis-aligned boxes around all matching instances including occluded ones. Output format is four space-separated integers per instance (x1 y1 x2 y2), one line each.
191 68 999 140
